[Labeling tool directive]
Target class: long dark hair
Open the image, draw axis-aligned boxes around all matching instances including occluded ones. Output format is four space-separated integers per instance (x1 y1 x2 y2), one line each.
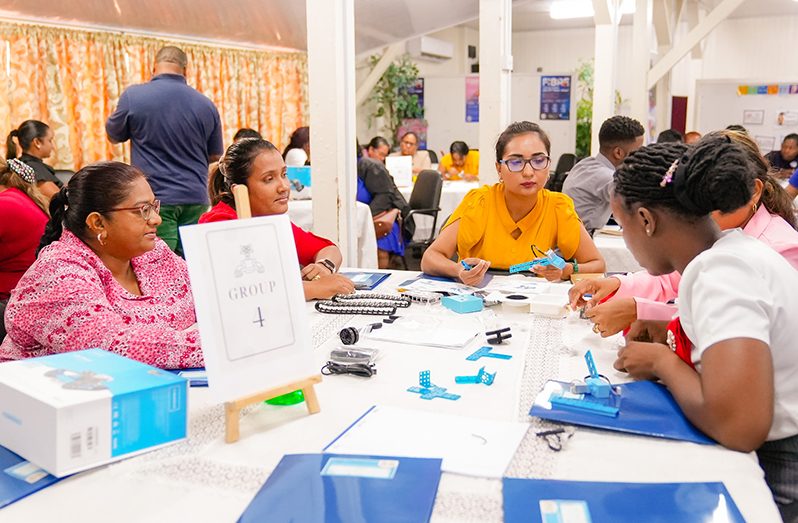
209 138 279 206
7 120 50 159
38 162 144 254
613 137 753 220
282 126 309 159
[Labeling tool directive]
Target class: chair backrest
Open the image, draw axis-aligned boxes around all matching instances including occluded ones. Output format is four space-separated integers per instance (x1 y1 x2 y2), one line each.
545 170 569 193
423 149 438 164
54 169 75 186
409 170 443 211
553 153 576 175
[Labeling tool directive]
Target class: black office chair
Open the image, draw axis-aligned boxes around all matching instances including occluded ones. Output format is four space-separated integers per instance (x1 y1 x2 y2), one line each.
401 169 443 269
54 169 75 186
423 149 438 164
545 153 577 193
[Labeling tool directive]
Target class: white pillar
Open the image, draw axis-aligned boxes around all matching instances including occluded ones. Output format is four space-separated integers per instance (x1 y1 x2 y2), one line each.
478 0 512 185
591 3 619 156
630 0 652 138
654 64 671 136
306 0 357 265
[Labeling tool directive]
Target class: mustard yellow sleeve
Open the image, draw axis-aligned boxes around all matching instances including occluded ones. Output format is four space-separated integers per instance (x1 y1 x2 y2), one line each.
439 154 453 172
444 186 490 256
551 192 582 259
465 150 480 176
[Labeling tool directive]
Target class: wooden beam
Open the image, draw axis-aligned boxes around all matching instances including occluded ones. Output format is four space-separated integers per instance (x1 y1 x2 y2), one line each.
355 42 404 107
647 0 744 89
652 0 671 47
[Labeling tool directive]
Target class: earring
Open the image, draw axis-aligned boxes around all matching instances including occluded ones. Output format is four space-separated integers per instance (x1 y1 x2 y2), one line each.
646 229 652 236
752 202 758 214
96 232 107 246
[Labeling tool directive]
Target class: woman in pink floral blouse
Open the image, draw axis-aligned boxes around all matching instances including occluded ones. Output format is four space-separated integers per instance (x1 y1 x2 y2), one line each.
0 162 203 369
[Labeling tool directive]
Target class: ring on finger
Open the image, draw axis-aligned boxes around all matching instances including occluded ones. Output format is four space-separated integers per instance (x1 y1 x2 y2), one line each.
592 324 601 334
312 274 322 281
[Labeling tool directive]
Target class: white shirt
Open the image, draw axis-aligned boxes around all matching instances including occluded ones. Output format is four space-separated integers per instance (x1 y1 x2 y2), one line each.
284 148 308 167
679 229 798 441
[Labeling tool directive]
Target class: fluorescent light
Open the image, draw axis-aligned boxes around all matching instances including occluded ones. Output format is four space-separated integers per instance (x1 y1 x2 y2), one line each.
550 0 594 20
549 0 636 21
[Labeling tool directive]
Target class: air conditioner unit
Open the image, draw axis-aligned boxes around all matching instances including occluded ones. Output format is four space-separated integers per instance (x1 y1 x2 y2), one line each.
406 36 454 62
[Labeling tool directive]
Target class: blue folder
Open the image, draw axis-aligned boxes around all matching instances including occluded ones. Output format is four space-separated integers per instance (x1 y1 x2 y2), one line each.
0 445 62 509
238 453 442 523
529 380 715 445
399 272 493 289
339 271 391 291
167 368 208 387
503 478 745 523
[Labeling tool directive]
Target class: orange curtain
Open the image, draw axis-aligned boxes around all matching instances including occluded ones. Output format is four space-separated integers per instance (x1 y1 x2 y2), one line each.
0 22 308 170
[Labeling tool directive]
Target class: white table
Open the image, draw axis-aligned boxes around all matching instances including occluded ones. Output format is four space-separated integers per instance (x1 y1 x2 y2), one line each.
287 200 377 269
400 181 479 241
592 230 642 274
2 272 780 522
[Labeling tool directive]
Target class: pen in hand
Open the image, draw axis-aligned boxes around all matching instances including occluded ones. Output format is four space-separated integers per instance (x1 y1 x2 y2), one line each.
461 260 473 271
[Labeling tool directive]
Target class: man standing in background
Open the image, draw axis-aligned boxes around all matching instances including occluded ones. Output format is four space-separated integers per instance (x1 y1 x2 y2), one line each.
106 46 223 255
562 115 644 235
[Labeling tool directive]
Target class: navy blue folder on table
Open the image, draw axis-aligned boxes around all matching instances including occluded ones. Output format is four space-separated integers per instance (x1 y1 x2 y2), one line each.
529 380 715 445
399 272 493 289
0 445 62 509
238 453 442 523
339 271 391 291
503 478 745 523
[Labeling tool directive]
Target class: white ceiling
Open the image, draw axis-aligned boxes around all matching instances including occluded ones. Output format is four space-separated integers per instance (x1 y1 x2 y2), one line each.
0 0 795 52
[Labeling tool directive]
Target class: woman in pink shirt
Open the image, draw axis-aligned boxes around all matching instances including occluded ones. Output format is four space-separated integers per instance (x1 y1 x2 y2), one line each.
571 130 798 336
0 162 202 369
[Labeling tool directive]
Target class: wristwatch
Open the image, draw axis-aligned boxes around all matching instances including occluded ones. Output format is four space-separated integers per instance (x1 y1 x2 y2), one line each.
318 258 336 273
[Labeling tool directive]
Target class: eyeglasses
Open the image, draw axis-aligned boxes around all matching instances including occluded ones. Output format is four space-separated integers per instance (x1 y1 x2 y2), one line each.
401 140 417 146
104 200 161 221
499 155 551 172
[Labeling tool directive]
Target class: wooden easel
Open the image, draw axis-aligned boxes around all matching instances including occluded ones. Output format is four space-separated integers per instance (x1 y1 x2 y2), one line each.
222 184 323 444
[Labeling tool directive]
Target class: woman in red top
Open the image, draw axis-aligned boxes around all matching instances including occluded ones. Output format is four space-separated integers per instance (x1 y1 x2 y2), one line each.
0 158 49 338
201 138 354 300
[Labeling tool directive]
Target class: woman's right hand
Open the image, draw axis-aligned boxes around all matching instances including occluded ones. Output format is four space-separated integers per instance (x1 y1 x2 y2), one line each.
458 258 490 286
307 274 355 300
568 277 621 309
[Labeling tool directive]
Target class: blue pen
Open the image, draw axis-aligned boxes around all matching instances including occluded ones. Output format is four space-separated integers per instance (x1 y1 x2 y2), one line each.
461 260 473 271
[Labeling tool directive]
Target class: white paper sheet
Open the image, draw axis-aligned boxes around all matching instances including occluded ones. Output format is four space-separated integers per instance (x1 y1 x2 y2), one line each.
385 155 413 187
324 405 529 478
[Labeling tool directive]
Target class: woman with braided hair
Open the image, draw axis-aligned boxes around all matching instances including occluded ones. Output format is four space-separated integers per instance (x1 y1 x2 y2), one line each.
570 129 798 335
608 137 798 518
0 158 49 339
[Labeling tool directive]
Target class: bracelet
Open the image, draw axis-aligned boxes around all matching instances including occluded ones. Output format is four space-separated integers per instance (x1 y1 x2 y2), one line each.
318 258 336 273
572 260 579 274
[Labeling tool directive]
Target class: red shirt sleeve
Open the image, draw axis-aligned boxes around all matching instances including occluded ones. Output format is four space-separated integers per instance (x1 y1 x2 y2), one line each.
291 223 335 266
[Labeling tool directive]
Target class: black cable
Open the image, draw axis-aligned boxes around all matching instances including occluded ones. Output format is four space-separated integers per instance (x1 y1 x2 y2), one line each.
321 361 377 378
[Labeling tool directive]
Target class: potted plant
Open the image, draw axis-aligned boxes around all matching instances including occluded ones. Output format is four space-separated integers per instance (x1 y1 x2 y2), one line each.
367 54 425 144
575 60 624 158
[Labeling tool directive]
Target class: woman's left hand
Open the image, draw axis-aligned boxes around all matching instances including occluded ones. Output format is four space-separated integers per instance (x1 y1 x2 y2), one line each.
614 341 675 381
532 264 565 282
301 262 333 281
584 298 637 337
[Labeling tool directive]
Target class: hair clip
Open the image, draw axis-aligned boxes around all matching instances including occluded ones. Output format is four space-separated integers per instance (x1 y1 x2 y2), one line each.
660 159 679 187
7 158 36 184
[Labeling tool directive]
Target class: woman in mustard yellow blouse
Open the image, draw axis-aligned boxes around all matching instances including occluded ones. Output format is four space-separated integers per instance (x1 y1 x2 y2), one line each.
421 121 605 286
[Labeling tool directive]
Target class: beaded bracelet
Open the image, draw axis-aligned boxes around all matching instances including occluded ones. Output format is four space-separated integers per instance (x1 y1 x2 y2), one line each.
315 301 397 315
332 293 411 308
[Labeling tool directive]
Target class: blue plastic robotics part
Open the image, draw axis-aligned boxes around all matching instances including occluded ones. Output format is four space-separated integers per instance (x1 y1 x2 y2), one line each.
508 249 567 274
455 366 496 386
407 370 461 400
569 350 612 399
466 346 512 361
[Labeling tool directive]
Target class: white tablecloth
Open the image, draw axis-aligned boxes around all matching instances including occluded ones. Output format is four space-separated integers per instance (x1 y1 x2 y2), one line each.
287 200 377 269
592 230 642 274
2 272 780 522
400 181 479 241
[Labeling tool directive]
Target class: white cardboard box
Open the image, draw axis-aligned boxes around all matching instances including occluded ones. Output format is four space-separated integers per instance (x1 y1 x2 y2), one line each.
0 349 188 477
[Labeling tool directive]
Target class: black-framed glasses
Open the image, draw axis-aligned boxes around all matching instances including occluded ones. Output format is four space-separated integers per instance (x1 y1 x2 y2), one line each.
499 155 551 172
105 200 161 221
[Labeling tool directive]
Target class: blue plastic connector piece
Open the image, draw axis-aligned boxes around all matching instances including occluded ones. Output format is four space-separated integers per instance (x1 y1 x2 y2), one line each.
466 346 512 361
509 249 566 274
408 371 460 400
441 294 484 314
549 392 619 417
584 351 599 379
454 366 496 386
419 370 431 388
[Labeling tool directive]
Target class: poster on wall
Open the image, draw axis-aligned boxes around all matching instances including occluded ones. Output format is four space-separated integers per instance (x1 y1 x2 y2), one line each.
755 136 776 154
465 76 479 123
742 110 765 125
777 111 798 126
403 78 426 147
540 76 571 121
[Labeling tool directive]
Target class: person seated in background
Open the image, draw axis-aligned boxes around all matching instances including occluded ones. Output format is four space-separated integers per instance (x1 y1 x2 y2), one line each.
766 134 798 179
201 138 354 300
233 128 262 142
421 121 605 285
607 138 798 518
0 159 49 340
655 128 683 143
283 126 310 166
6 120 61 200
571 129 798 337
365 136 390 163
438 141 479 181
562 115 644 235
357 143 414 269
389 131 431 176
684 131 702 144
0 162 202 369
